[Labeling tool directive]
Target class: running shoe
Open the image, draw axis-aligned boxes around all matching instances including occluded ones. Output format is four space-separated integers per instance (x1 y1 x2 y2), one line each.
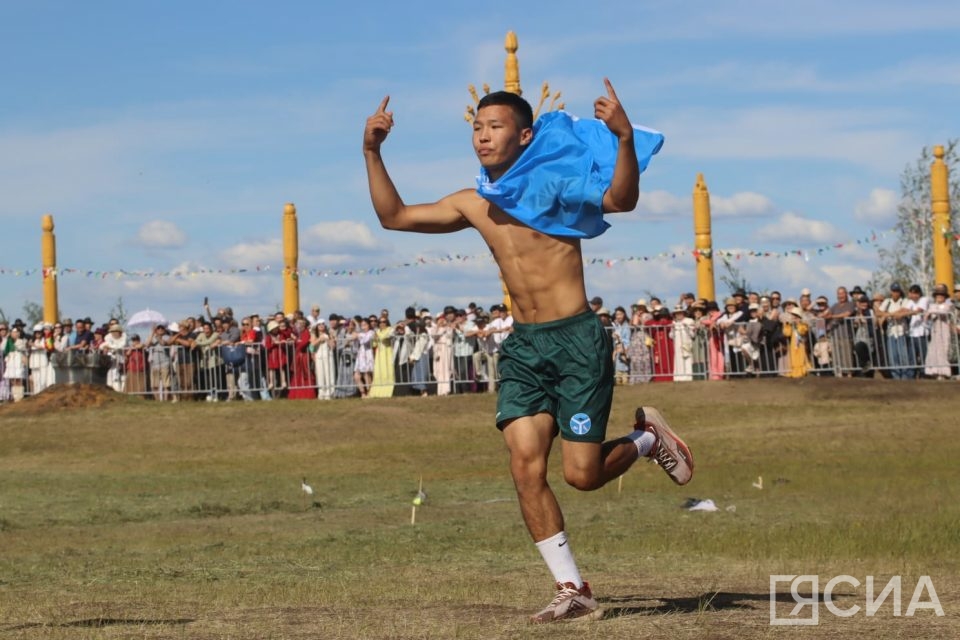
637 406 694 486
530 581 603 624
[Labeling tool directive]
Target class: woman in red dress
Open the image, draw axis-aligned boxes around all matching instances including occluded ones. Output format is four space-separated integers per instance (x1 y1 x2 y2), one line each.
644 307 674 382
287 318 316 399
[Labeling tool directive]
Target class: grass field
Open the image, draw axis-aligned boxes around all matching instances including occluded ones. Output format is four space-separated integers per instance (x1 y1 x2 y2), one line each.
1 378 958 639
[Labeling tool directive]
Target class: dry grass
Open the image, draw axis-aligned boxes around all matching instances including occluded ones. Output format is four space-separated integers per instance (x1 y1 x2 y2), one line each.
0 378 958 638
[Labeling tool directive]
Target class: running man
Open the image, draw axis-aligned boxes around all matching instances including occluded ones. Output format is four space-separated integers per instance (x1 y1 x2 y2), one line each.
362 79 694 623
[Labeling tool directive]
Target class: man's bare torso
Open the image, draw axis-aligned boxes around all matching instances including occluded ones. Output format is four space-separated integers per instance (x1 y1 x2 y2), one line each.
450 189 589 324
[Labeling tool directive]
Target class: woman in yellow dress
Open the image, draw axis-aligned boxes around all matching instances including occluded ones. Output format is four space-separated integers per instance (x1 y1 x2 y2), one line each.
368 317 395 397
781 307 811 378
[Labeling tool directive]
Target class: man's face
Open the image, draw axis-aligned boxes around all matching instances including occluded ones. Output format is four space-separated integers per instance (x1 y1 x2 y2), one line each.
472 105 532 175
953 289 960 303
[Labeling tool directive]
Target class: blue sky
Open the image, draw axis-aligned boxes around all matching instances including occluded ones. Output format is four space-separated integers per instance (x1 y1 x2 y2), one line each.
1 1 958 324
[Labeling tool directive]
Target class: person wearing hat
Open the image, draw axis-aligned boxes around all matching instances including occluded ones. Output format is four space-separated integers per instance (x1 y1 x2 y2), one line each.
850 293 877 377
470 312 498 393
876 282 911 379
717 297 746 375
146 323 173 401
588 296 604 314
308 316 335 400
488 304 514 358
26 324 53 395
670 304 696 381
122 333 147 395
102 322 129 392
906 285 931 371
0 320 15 401
921 284 954 379
449 309 478 395
3 325 28 401
781 305 812 378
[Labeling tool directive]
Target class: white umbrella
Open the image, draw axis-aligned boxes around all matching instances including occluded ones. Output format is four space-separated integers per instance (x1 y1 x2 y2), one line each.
127 308 166 331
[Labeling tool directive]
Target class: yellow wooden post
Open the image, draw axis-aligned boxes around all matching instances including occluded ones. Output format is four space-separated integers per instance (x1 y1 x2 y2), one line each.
504 31 521 96
693 174 716 302
501 31 522 313
282 203 300 315
40 214 59 324
931 145 954 291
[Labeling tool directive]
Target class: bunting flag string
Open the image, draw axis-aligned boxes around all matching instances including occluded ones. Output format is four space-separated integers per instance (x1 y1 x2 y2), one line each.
0 228 913 279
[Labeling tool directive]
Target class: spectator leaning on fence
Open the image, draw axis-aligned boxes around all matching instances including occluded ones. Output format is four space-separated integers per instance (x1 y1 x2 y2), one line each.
905 284 929 378
923 283 954 379
877 283 910 379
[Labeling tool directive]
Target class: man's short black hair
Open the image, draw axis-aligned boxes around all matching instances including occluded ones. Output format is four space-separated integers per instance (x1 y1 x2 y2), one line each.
477 91 533 130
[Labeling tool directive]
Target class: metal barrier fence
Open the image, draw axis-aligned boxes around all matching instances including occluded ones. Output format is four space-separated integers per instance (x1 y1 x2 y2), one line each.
3 315 957 402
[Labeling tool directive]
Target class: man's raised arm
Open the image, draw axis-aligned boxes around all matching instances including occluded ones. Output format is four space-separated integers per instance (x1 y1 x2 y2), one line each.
594 78 640 213
363 96 472 234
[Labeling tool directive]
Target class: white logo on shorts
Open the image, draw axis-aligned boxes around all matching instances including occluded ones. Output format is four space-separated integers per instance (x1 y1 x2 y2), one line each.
570 413 592 436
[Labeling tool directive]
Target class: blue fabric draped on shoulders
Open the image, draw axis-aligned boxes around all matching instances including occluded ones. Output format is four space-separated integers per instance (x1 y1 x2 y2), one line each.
475 110 664 239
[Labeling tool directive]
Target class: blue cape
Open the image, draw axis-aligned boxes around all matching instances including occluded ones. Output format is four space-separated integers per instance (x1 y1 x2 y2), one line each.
475 110 664 239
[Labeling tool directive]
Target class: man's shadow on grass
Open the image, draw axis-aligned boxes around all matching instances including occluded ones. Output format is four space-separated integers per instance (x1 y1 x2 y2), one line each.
599 590 853 619
2 618 194 631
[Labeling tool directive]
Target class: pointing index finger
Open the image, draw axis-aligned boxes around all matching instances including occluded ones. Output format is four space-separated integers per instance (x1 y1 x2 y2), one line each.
377 95 390 113
603 77 618 100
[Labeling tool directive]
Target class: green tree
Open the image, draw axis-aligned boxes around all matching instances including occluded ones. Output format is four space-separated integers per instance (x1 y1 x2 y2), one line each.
718 255 750 297
107 297 129 325
871 140 960 293
22 301 44 328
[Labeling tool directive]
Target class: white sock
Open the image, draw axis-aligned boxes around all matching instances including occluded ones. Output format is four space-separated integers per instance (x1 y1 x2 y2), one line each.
535 531 582 588
628 429 657 458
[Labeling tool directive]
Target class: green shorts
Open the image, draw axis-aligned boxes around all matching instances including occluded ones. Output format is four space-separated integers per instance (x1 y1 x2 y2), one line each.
496 309 614 443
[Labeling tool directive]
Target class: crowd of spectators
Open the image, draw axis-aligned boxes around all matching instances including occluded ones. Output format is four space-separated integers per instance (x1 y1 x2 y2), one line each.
1 281 958 403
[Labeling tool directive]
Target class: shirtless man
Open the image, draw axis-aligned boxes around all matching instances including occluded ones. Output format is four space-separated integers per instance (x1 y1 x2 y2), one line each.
363 80 693 623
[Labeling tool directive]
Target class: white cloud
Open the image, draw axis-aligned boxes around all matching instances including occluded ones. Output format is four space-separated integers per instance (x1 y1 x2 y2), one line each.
301 221 385 253
636 190 687 217
137 220 187 248
119 261 265 310
753 212 846 244
636 189 775 219
820 264 876 289
854 188 900 224
658 106 914 171
712 192 776 218
219 239 282 268
217 221 392 271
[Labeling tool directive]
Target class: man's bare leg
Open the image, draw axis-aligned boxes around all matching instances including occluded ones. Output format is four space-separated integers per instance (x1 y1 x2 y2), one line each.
561 437 640 491
502 412 606 623
501 413 564 541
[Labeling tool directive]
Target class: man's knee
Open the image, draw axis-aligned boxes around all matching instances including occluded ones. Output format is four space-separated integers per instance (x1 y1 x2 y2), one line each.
510 454 548 492
563 465 603 492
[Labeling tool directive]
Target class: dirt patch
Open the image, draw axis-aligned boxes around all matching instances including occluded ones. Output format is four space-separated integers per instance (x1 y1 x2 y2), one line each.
0 384 132 416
